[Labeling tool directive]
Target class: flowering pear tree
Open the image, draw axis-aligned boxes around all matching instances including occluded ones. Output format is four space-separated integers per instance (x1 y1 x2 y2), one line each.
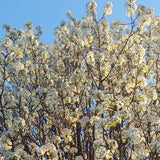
0 0 160 159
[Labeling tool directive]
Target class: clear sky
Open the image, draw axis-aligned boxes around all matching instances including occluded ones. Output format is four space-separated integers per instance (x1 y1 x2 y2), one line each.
0 0 159 44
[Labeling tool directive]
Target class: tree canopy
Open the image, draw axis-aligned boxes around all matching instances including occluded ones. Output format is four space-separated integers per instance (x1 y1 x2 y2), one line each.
0 0 160 159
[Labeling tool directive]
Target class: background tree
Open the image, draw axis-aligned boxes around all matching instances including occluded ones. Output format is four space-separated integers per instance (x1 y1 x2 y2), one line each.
0 0 159 159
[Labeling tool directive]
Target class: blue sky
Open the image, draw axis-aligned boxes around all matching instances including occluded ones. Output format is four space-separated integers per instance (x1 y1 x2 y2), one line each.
0 0 159 44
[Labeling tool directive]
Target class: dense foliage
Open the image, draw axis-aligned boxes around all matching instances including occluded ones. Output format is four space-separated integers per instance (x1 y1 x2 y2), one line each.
0 0 160 159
